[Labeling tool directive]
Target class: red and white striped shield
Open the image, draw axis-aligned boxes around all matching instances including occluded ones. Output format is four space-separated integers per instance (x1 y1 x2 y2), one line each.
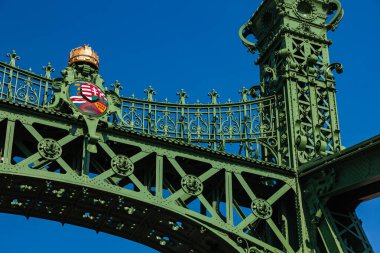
80 83 106 102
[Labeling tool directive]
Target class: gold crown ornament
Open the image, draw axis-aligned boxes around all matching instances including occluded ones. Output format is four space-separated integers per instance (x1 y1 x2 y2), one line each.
68 45 99 69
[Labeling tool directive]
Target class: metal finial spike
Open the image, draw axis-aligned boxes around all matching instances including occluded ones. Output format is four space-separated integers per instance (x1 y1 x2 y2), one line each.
208 89 220 104
42 62 55 79
239 87 249 102
111 80 123 96
144 85 156 101
176 89 188 105
6 50 21 67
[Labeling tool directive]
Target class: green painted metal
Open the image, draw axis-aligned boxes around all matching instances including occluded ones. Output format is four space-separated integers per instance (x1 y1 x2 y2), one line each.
0 0 378 252
0 58 279 161
0 101 297 252
239 0 344 168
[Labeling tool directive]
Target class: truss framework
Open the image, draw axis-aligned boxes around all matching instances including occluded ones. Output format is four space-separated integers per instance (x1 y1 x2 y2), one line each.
0 0 378 252
0 103 300 253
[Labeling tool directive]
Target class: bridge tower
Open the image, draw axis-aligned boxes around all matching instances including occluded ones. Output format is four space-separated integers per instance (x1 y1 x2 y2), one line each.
240 1 376 252
240 0 344 168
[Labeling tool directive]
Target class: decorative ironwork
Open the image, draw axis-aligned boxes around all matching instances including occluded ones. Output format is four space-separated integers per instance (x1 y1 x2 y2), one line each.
0 53 278 163
0 58 54 107
181 175 203 196
42 62 55 79
251 198 272 220
0 1 378 252
0 109 296 253
119 92 277 158
239 0 345 167
111 155 134 176
37 138 62 160
293 0 317 21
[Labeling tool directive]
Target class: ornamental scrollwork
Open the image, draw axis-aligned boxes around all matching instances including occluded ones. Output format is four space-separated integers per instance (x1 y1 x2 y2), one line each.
251 198 273 220
293 0 317 21
15 77 39 105
38 138 62 160
181 175 203 196
0 54 278 164
236 237 268 253
325 0 344 31
111 155 134 177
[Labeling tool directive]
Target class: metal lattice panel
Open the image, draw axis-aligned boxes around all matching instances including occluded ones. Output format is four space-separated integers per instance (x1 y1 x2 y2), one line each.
0 103 298 252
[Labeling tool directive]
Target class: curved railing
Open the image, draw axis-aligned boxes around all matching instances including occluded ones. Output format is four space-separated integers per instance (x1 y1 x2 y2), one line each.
119 92 277 155
0 52 278 161
0 57 54 107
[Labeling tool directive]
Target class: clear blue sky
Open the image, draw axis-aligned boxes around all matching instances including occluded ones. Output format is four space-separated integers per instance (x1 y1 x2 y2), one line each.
0 0 379 252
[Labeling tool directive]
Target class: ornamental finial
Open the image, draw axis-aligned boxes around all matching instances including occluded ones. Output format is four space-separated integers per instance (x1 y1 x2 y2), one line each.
208 89 220 104
6 50 21 67
144 85 156 101
42 62 55 79
68 45 99 69
176 89 188 104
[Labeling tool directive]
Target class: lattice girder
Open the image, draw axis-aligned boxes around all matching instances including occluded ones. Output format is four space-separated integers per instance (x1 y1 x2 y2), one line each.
299 136 380 252
0 101 301 253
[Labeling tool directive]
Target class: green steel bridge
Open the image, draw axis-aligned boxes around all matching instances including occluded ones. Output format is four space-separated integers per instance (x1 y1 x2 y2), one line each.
0 0 378 252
